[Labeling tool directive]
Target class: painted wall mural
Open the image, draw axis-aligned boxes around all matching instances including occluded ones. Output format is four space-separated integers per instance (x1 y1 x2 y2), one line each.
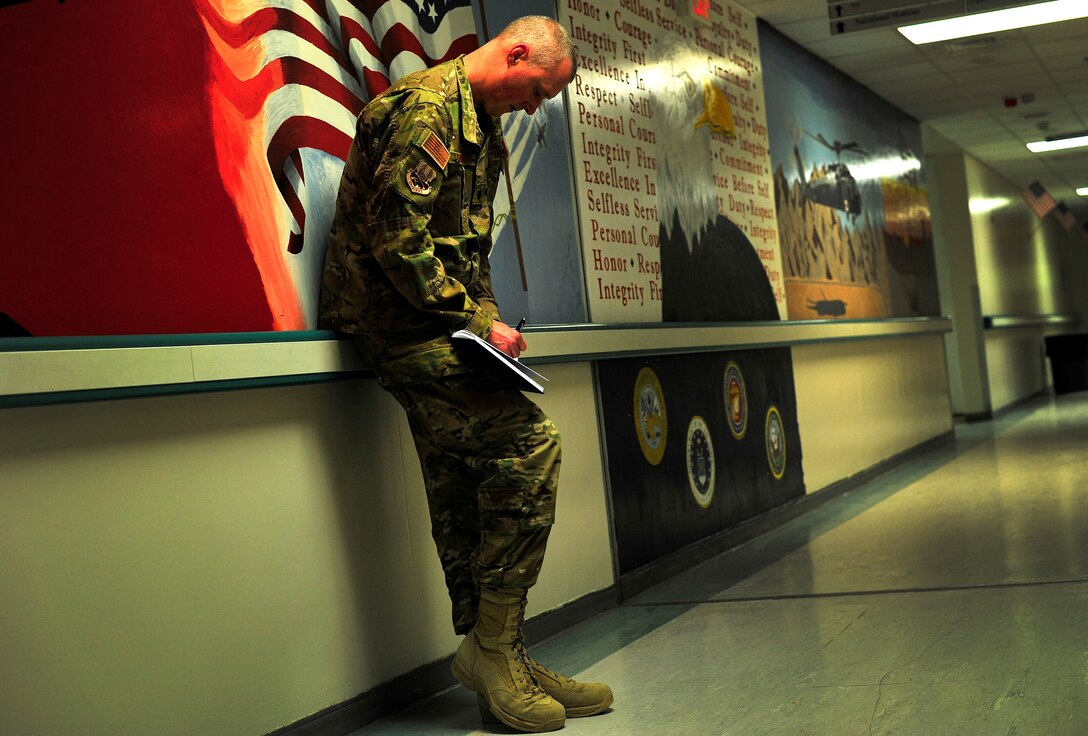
2 1 940 338
477 0 589 327
559 0 786 323
0 0 477 336
194 0 478 331
759 22 940 320
556 1 804 574
598 348 803 576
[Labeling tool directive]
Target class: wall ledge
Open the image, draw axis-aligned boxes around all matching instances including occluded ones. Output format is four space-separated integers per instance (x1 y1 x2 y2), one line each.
0 318 951 407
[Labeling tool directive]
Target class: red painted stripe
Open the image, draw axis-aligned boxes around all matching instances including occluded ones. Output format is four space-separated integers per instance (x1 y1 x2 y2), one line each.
380 23 477 66
196 2 354 77
340 15 382 62
208 53 363 120
266 116 354 253
363 67 391 99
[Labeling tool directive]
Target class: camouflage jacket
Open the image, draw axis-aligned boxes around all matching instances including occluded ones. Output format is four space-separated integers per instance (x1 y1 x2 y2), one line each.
319 56 506 385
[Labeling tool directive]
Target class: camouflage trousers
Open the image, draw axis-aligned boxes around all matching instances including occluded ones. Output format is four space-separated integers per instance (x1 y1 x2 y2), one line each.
388 372 561 635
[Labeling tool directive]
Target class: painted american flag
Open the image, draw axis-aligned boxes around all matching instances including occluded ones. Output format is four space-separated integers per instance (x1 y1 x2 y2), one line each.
193 0 479 329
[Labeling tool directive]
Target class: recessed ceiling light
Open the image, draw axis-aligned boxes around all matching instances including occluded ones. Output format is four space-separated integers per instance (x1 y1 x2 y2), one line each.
1027 134 1088 153
899 0 1088 44
1077 187 1088 196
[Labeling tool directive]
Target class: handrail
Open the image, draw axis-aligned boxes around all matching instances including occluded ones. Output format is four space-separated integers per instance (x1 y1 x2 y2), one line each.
0 317 952 408
982 313 1080 330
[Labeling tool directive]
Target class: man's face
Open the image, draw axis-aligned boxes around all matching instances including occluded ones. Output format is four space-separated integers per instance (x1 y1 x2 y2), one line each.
482 51 573 118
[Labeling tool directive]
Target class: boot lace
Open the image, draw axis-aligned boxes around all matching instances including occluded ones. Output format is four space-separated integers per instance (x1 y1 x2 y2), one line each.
512 606 549 697
527 655 570 686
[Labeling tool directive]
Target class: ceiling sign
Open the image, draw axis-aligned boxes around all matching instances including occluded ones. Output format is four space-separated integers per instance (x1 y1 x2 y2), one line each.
828 0 1050 33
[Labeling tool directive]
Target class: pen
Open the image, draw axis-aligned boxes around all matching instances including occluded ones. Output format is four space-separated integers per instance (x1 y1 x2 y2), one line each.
515 317 526 332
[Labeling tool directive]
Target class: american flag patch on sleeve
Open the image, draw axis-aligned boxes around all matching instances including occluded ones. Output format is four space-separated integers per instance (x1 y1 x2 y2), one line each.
418 128 450 171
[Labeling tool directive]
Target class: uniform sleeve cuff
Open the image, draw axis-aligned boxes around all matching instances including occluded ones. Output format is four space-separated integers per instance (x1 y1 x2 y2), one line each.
465 308 493 339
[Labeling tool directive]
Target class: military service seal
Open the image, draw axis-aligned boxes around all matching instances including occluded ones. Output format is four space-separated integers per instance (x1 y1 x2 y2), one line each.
686 415 715 508
633 366 667 465
724 361 748 440
765 405 786 479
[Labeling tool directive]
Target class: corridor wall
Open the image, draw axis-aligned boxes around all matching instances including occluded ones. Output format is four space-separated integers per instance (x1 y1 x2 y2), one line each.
926 128 1084 417
0 366 614 736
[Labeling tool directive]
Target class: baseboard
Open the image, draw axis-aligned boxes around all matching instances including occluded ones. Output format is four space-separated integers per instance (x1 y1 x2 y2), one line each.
617 430 955 601
265 586 618 736
960 387 1052 424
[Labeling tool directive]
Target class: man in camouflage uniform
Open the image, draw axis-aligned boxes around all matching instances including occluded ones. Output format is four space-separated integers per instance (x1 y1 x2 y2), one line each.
319 15 612 733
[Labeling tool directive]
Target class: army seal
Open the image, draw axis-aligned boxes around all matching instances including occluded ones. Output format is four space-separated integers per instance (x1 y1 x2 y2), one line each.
633 366 667 465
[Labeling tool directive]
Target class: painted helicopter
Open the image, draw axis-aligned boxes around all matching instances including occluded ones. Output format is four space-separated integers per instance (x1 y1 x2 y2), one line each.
793 130 865 217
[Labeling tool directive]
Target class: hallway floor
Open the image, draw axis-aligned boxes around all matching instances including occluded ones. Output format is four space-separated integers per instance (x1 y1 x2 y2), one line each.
354 391 1088 735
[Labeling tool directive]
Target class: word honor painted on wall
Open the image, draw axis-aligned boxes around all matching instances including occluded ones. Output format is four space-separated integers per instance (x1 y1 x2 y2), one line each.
560 0 785 322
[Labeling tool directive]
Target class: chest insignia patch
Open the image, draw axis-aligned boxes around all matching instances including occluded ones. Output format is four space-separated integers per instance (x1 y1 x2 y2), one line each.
406 160 438 195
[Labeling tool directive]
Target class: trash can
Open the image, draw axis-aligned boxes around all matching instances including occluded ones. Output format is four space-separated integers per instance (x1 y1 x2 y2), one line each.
1045 334 1088 394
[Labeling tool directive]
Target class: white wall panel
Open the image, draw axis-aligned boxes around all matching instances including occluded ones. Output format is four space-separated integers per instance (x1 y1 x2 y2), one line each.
793 335 953 493
0 364 613 736
986 330 1050 412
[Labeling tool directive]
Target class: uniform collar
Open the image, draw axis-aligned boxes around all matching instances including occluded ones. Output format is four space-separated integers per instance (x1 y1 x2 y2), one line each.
452 56 502 146
454 55 486 146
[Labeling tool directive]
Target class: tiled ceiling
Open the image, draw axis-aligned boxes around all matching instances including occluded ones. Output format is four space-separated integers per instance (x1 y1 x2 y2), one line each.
736 0 1088 220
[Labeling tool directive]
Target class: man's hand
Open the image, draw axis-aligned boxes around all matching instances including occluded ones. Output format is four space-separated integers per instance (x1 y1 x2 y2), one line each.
487 320 527 358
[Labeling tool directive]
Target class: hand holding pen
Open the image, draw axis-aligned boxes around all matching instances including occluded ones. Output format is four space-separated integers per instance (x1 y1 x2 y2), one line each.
486 318 527 358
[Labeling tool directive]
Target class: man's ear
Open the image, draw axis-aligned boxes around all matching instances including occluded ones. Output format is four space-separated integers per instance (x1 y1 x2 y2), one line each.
508 42 529 66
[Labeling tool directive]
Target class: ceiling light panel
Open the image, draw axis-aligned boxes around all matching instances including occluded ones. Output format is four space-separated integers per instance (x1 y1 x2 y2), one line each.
899 1 1088 45
1027 134 1088 152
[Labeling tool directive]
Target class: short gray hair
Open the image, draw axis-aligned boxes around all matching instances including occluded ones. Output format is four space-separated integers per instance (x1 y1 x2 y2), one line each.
496 15 578 79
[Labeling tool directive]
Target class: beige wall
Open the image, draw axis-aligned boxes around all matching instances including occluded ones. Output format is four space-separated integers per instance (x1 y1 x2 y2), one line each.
926 125 1083 416
0 362 613 736
984 330 1047 412
964 157 1071 319
964 157 1081 411
0 340 956 735
793 335 954 493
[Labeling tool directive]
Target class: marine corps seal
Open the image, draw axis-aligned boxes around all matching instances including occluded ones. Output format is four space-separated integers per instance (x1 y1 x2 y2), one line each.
724 361 748 440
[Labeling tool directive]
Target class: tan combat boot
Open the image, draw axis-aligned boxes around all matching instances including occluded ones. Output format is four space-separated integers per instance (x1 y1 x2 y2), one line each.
471 591 613 720
480 655 614 721
525 656 613 718
452 588 566 732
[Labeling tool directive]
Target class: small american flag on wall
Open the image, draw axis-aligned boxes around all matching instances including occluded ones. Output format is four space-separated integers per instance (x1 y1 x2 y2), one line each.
1051 202 1078 232
193 0 478 329
1021 180 1058 218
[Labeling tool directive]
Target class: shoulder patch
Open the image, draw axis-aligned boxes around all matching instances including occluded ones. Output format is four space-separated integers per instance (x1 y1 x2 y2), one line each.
406 160 438 195
417 128 450 171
